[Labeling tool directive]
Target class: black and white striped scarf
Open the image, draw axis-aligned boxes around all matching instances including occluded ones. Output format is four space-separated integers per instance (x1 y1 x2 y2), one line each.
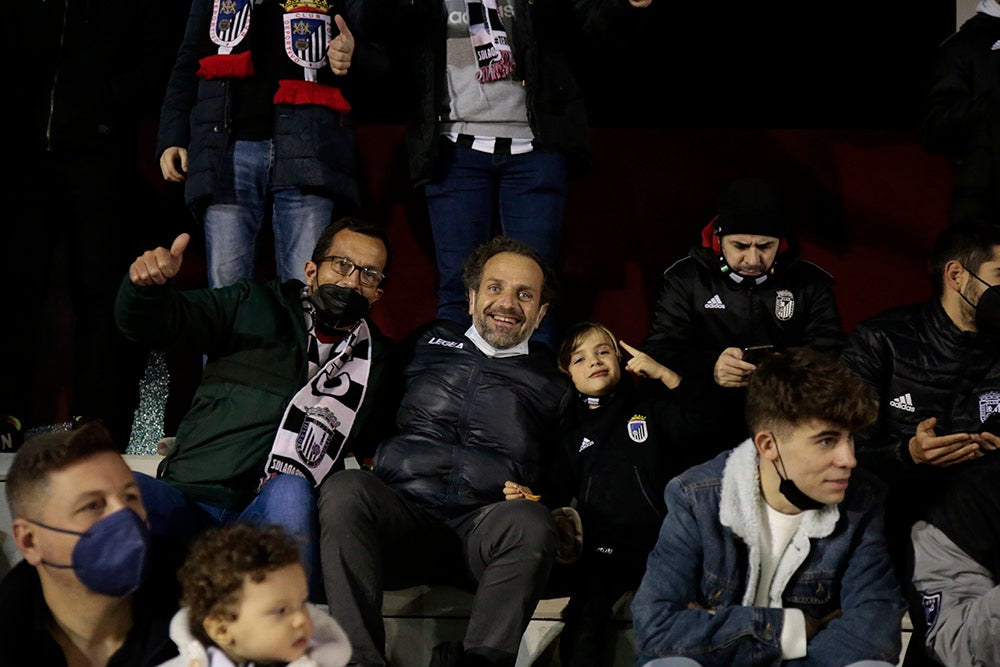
467 0 515 82
259 299 372 489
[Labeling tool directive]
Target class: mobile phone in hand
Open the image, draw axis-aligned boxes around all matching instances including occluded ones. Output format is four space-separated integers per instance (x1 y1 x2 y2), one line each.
742 345 774 365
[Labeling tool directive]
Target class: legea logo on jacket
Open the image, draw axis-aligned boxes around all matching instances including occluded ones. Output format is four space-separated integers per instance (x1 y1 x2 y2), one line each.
627 415 648 443
428 337 464 349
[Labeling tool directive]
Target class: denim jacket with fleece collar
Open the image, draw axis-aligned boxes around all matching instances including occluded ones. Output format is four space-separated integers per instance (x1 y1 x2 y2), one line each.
631 440 905 667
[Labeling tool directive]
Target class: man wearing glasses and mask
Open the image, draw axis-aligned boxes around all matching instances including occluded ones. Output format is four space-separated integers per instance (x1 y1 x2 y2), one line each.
839 220 1000 666
114 216 396 601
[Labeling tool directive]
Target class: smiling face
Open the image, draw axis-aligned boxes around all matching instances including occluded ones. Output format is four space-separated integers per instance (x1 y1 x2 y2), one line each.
720 234 780 277
566 328 622 398
209 564 314 665
468 252 548 349
757 419 857 514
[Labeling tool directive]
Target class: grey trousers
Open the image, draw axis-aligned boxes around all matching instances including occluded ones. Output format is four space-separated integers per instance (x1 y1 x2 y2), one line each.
317 469 558 666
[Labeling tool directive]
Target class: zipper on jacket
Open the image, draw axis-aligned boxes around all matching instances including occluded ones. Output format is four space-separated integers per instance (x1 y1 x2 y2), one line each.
633 466 664 518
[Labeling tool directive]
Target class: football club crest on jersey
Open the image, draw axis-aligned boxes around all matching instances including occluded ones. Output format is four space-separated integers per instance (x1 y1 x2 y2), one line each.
297 406 340 467
282 0 332 73
627 415 648 443
211 0 253 50
979 391 1000 422
775 289 795 321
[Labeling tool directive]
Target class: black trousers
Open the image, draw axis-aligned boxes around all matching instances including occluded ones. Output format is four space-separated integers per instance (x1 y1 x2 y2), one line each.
317 468 559 667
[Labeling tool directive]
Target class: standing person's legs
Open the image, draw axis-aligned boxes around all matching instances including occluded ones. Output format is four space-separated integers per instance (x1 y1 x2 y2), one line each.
496 149 567 349
317 469 458 666
271 185 334 283
203 139 271 289
424 140 497 325
451 499 558 666
239 473 322 600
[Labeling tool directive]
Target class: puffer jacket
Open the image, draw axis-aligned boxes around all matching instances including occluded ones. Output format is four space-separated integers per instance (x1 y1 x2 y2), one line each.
839 298 1000 481
156 0 390 217
643 223 845 383
374 320 568 519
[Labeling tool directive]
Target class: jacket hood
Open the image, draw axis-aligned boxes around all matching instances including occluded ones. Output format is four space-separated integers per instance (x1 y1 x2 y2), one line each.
691 218 799 269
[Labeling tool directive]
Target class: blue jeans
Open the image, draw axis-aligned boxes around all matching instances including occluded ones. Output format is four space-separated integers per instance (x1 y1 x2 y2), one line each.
424 140 567 349
135 472 322 600
204 139 334 288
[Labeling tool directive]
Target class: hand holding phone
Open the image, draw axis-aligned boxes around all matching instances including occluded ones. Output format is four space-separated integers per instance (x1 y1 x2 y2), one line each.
741 345 774 366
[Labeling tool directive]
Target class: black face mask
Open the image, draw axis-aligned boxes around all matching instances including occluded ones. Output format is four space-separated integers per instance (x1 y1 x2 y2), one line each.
959 268 1000 336
308 283 370 332
770 433 826 512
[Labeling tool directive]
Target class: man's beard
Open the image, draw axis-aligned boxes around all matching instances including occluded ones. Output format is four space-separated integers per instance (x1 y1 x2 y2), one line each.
474 306 532 349
961 282 982 330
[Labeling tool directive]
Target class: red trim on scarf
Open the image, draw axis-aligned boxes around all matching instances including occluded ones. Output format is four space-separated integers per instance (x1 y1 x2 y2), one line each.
197 51 255 80
274 79 351 112
700 217 788 255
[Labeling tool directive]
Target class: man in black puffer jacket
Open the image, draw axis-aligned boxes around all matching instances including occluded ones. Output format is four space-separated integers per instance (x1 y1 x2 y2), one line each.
642 178 846 459
839 220 1000 667
317 237 569 667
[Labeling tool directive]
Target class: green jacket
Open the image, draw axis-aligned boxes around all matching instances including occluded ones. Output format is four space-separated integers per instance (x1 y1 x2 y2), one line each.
115 276 394 509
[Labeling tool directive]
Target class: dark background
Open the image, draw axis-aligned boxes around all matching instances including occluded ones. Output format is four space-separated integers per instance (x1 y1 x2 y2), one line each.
351 2 959 130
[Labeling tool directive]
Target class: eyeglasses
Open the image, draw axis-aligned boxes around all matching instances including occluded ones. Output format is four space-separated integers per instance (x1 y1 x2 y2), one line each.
322 256 385 287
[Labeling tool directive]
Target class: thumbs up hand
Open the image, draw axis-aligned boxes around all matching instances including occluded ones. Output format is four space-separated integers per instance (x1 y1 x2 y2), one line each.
129 233 190 286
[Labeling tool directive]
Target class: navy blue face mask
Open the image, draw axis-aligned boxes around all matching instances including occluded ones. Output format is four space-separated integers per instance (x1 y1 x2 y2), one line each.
29 507 150 597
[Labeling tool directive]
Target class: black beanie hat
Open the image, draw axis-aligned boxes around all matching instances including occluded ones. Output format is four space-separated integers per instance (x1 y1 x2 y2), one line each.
713 178 787 239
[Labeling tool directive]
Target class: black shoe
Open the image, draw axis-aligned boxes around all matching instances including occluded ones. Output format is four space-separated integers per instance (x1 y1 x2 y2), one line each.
429 641 464 667
0 415 24 453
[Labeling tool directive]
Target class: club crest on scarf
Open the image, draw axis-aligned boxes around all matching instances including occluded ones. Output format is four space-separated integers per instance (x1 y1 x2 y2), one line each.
211 0 253 50
261 312 373 489
281 0 332 77
467 0 515 82
296 406 340 467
